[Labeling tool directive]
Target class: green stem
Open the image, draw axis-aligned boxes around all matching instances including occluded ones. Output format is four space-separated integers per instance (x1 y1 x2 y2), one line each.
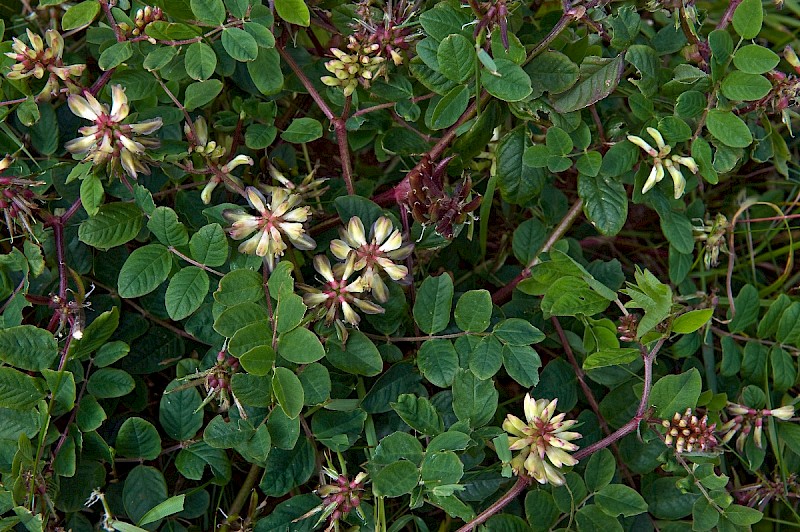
218 463 262 532
357 378 385 532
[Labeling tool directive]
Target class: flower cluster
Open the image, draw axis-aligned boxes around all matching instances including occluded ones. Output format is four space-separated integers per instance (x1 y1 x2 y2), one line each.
262 164 328 203
297 465 368 532
118 5 164 37
5 29 85 101
299 253 384 338
186 116 228 161
503 394 581 486
320 36 386 96
223 186 315 270
0 156 43 240
405 154 481 239
661 408 718 454
627 127 698 199
719 402 795 452
351 0 418 66
184 117 252 204
330 216 412 302
300 215 412 339
168 350 245 418
694 213 729 269
65 85 162 179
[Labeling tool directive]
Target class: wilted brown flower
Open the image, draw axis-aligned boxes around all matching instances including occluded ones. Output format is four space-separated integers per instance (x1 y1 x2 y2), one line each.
404 154 481 239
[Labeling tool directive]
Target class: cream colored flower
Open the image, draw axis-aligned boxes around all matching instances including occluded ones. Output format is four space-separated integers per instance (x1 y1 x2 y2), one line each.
329 216 412 302
627 127 697 199
65 85 162 178
299 253 384 329
223 186 315 270
502 394 581 486
321 36 385 96
5 29 85 100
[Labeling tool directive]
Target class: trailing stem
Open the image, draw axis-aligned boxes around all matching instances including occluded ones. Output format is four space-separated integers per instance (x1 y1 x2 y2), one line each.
458 338 665 529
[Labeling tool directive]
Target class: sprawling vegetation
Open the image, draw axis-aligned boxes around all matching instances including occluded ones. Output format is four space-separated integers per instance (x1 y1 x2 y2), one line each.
0 0 799 530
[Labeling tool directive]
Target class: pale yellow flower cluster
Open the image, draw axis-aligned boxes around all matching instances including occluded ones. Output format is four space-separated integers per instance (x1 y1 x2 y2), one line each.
627 127 698 199
321 36 386 96
5 29 85 101
65 85 162 178
503 394 581 486
223 186 315 270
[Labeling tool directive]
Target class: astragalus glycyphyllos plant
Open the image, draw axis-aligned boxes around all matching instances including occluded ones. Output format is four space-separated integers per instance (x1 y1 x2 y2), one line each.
1 0 800 530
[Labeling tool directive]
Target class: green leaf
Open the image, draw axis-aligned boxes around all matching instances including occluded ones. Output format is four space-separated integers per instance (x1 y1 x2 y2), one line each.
770 347 795 392
118 244 172 298
231 373 272 407
576 151 603 177
576 505 623 532
672 309 713 334
418 4 471 41
706 110 752 148
659 210 694 255
144 46 179 72
298 363 330 405
189 224 228 266
190 0 225 25
481 59 532 102
98 41 133 71
502 344 541 387
277 326 324 364
213 302 269 337
184 80 224 111
79 202 143 250
417 339 458 387
391 394 444 436
138 495 185 527
541 277 611 317
160 381 203 441
430 86 470 130
42 368 76 411
454 290 492 332
709 30 733 62
148 207 188 247
123 466 167 527
0 367 44 410
80 175 104 217
372 460 419 497
595 484 648 517
87 368 135 398
166 267 209 320
176 442 231 483
578 174 628 236
326 331 382 376
215 268 263 305
272 367 304 419
281 117 323 144
116 418 162 460
62 0 100 31
723 504 763 526
276 293 307 333
185 42 218 81
204 415 254 448
552 55 625 113
274 0 310 26
245 124 277 149
244 22 275 48
734 45 780 74
413 274 453 334
721 71 772 101
437 34 475 83
421 450 463 488
468 335 504 380
729 284 759 333
248 48 283 96
221 27 258 62
584 448 615 492
622 267 673 336
496 126 544 205
239 346 276 376
732 0 762 39
452 369 497 428
229 321 272 357
524 51 579 95
583 348 640 370
649 368 702 418
0 325 57 371
525 491 560 531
